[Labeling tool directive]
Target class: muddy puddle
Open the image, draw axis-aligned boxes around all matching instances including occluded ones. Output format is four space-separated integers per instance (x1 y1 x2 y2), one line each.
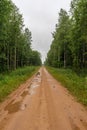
4 101 22 114
21 91 29 98
3 71 41 115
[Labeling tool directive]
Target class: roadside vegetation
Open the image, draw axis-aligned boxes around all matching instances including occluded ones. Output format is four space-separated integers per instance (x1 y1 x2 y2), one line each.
0 66 39 102
47 67 87 106
0 0 42 73
0 1 42 102
45 0 87 70
45 0 87 106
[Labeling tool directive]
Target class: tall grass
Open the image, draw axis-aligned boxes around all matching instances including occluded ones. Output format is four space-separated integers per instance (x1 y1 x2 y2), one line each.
0 66 39 102
46 67 87 106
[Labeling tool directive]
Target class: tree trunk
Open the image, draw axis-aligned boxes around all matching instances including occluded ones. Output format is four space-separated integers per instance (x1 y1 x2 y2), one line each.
7 47 10 71
13 46 16 70
64 43 66 68
82 43 85 68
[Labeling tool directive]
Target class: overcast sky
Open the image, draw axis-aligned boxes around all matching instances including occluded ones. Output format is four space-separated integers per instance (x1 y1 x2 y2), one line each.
12 0 71 62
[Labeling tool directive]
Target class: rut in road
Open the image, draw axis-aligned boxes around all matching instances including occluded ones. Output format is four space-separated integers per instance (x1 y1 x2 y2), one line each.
0 67 87 130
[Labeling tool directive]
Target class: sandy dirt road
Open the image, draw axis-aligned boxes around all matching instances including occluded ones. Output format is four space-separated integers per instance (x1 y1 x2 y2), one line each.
0 67 87 130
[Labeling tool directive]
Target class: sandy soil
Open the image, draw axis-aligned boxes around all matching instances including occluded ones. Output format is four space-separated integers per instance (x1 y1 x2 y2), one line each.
0 67 87 130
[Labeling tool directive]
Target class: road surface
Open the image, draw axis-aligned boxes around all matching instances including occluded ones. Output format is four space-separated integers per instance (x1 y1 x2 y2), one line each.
0 67 87 130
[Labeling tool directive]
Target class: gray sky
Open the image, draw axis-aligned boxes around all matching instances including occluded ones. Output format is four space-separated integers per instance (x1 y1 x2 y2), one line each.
12 0 71 62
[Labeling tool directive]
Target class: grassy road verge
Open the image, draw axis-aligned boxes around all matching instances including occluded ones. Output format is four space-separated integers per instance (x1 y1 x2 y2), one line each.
0 66 39 102
46 67 87 106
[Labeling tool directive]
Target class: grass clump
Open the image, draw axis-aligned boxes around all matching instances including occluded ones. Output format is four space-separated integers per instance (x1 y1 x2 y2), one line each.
0 66 39 102
46 67 87 106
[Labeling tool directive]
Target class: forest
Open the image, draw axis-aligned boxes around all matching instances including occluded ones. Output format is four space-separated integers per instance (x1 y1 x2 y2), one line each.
45 0 87 72
0 0 42 73
45 0 87 105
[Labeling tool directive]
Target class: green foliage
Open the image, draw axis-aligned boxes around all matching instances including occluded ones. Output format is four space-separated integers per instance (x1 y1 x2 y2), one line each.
45 0 87 70
46 9 72 68
45 0 87 106
47 67 87 106
29 51 42 66
0 0 42 102
0 0 42 72
0 66 39 102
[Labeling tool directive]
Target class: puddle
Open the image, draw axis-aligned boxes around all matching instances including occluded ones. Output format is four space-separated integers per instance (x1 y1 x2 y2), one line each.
30 90 35 95
31 84 39 89
20 104 27 111
28 85 31 89
4 91 30 114
3 73 41 115
36 71 40 76
38 79 41 83
21 91 29 98
4 101 22 114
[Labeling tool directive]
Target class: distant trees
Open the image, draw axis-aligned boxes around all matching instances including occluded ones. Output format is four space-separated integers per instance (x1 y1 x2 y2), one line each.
45 0 87 70
29 51 42 66
0 0 42 72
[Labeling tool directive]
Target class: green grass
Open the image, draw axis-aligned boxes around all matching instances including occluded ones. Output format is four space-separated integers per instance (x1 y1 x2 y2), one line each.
0 66 39 102
46 67 87 106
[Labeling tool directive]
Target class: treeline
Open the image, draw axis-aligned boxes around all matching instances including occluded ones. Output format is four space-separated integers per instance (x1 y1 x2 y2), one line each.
0 0 42 72
45 0 87 70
